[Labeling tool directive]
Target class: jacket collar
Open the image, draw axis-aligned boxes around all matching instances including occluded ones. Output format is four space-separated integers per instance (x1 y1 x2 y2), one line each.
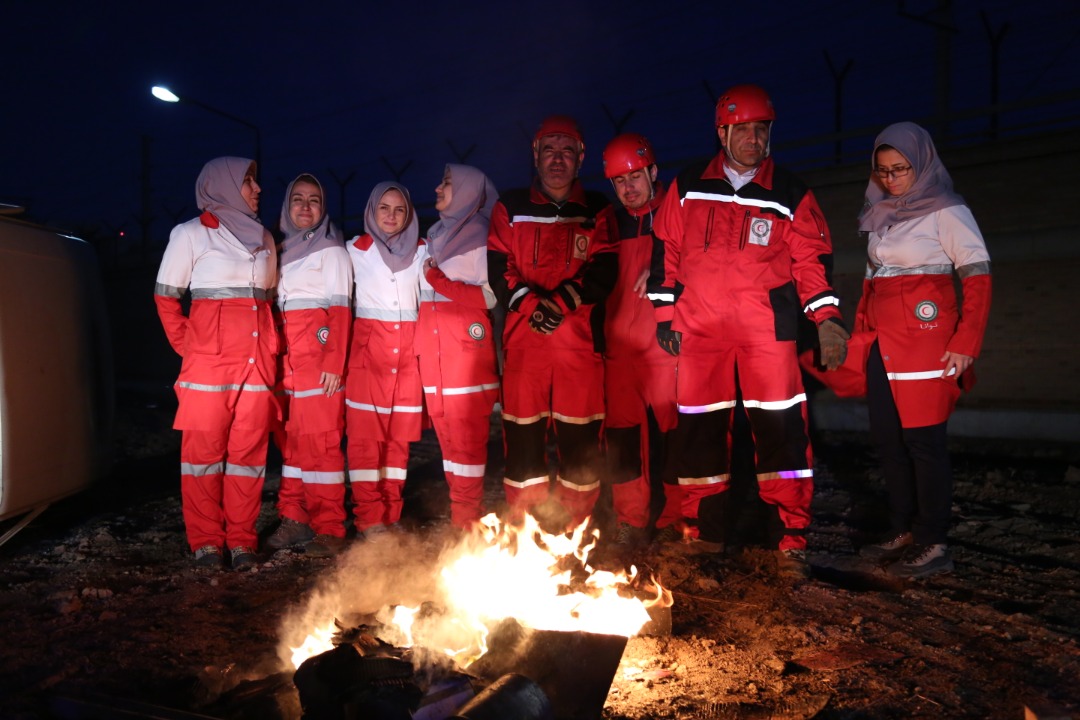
702 152 775 190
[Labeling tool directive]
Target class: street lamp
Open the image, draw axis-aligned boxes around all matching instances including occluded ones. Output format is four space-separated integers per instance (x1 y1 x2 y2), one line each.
151 85 262 176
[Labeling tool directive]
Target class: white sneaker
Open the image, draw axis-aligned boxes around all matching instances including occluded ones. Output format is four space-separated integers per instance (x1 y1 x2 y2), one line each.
887 543 954 578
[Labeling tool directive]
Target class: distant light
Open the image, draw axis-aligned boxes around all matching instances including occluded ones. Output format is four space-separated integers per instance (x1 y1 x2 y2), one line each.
151 86 180 103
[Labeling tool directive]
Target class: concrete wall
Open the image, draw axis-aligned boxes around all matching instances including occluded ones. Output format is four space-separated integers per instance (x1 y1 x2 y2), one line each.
800 129 1080 440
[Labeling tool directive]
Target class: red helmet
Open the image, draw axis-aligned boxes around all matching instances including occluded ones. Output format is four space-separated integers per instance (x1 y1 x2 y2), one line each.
533 115 584 149
714 84 775 127
602 133 656 178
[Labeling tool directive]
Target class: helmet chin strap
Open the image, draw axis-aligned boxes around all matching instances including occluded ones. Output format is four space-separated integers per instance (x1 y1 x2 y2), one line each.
723 123 773 164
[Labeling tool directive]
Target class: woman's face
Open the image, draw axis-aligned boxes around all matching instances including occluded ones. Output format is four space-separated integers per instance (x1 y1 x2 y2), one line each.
434 171 453 213
289 180 323 229
240 165 261 213
874 148 915 197
375 189 408 235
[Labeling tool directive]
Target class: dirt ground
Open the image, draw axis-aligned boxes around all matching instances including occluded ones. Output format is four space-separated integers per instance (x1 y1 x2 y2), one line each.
1 390 1079 720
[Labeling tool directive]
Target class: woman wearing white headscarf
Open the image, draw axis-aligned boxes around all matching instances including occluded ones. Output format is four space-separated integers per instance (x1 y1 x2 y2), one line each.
417 165 501 529
266 174 353 557
154 157 278 570
854 122 991 578
345 182 425 536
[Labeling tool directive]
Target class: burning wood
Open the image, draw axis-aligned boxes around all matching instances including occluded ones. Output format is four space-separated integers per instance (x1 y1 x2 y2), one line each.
285 512 674 719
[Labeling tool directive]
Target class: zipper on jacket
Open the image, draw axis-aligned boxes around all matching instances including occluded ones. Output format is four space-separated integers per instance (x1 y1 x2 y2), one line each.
703 207 715 253
739 209 750 251
532 227 540 267
565 227 573 268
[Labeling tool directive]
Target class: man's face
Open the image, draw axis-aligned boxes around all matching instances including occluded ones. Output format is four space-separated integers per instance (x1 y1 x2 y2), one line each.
611 166 656 210
534 133 583 198
719 121 770 171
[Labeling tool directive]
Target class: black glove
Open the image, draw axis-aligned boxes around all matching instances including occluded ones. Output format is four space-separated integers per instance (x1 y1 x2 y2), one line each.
529 297 564 334
553 281 583 314
656 321 681 356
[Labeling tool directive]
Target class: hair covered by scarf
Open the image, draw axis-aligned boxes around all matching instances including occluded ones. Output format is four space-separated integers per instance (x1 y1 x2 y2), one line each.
427 164 498 264
857 121 966 234
195 156 269 252
278 173 343 266
363 181 419 273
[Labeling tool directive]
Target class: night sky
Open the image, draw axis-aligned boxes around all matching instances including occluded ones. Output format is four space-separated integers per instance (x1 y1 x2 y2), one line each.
3 0 1078 247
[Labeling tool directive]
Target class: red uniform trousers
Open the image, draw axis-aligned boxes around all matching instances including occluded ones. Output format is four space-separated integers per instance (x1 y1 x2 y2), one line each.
675 335 813 550
170 299 279 552
603 353 678 529
278 381 347 537
417 299 499 529
345 319 422 531
501 345 605 527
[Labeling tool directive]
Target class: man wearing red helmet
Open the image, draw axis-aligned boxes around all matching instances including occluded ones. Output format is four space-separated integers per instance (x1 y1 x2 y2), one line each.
653 85 849 578
600 133 685 551
487 115 618 529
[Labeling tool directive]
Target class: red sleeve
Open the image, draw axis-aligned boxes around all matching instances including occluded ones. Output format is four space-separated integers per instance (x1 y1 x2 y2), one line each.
319 305 351 376
154 295 187 357
425 266 489 309
652 176 684 290
947 274 991 358
789 190 842 325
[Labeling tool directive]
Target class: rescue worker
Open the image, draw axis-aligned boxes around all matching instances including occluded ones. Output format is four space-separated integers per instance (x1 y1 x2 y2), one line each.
653 85 849 578
266 174 352 557
154 156 278 570
487 115 618 529
418 165 501 530
600 133 681 550
346 182 425 538
854 121 991 578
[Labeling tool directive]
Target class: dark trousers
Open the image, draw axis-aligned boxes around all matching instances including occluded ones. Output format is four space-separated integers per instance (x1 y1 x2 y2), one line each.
866 342 952 545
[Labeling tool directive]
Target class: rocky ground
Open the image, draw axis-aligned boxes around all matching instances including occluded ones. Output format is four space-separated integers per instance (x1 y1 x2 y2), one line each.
1 389 1078 720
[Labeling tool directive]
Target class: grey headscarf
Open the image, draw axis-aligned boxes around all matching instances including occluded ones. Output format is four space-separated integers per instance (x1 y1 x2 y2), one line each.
363 181 419 273
195 156 268 252
278 173 342 266
426 164 498 264
857 122 966 234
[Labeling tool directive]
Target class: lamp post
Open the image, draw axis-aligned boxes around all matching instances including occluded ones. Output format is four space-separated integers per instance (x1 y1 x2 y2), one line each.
151 86 262 176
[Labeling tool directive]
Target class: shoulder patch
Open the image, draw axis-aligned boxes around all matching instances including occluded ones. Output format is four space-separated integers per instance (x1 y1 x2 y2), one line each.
199 211 220 229
353 234 374 251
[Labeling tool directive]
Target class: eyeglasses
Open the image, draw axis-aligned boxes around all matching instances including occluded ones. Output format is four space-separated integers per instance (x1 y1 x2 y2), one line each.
874 165 912 180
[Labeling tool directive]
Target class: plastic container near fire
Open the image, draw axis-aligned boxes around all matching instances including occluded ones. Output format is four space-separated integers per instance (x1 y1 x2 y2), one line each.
0 206 114 542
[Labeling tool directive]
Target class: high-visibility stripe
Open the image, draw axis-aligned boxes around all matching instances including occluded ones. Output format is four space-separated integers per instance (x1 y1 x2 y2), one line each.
441 382 500 396
350 469 379 482
289 387 341 399
510 215 589 225
355 307 419 321
741 393 807 411
682 191 793 220
552 411 605 424
282 464 302 479
648 291 675 302
190 287 273 301
181 461 224 477
758 469 813 481
509 286 530 308
501 410 552 424
382 466 407 480
678 399 738 414
503 475 549 489
887 368 956 381
302 470 345 485
345 400 423 414
177 381 272 393
870 263 953 278
154 283 185 299
444 460 485 477
225 463 265 478
557 475 600 492
677 474 730 486
805 295 839 312
957 261 991 278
